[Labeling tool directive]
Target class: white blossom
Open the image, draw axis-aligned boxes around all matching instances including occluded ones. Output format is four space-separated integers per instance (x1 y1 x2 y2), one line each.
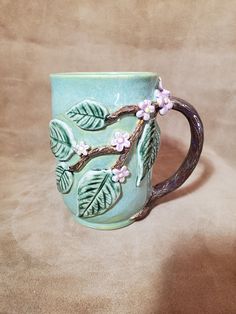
112 166 130 183
73 141 90 156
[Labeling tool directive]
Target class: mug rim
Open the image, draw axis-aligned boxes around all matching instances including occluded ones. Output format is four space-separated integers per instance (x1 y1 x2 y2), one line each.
50 72 158 78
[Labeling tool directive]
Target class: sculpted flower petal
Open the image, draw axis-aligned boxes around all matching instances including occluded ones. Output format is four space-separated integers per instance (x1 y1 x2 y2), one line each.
124 170 130 177
136 110 144 118
159 106 169 116
119 177 125 183
156 98 164 107
124 139 130 148
118 173 124 179
154 89 162 98
111 138 117 145
124 132 130 139
166 101 173 110
73 141 90 155
112 132 130 150
116 143 124 152
122 166 130 176
162 89 171 97
112 168 119 175
143 112 150 120
138 102 146 110
149 105 155 113
163 97 169 105
112 175 119 182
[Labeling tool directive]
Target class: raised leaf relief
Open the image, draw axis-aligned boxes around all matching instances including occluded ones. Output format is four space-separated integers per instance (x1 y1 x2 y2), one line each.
66 100 108 130
49 119 76 161
55 162 74 194
77 169 121 218
136 119 160 186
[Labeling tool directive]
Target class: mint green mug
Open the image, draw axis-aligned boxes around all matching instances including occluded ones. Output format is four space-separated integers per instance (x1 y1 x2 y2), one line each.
49 72 203 230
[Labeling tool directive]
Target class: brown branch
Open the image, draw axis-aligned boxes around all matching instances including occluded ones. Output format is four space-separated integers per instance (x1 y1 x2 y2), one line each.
69 101 159 173
105 101 159 124
112 119 144 169
69 147 119 172
69 121 144 173
105 105 138 124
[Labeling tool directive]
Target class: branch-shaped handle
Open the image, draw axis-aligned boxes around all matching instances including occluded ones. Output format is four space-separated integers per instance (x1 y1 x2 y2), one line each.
132 97 204 221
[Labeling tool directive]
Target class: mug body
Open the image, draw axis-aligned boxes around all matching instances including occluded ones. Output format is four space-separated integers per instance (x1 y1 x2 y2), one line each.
50 72 159 230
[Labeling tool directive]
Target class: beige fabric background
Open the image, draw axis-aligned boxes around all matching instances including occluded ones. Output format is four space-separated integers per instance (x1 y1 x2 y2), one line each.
0 1 236 313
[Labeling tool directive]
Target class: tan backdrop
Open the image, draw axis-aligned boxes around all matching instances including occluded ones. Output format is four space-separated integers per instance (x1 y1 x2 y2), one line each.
1 1 236 313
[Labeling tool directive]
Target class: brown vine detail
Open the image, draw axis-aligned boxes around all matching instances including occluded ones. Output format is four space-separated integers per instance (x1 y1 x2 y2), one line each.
105 105 139 123
105 101 159 124
69 121 145 173
69 101 159 173
69 147 119 172
112 120 144 169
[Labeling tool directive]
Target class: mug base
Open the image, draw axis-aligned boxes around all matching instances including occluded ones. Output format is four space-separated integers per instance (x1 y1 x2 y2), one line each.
73 215 135 230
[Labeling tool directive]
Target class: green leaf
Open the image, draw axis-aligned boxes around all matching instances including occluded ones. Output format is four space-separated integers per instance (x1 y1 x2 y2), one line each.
66 100 108 130
49 119 76 161
77 170 121 218
136 119 160 186
55 162 74 194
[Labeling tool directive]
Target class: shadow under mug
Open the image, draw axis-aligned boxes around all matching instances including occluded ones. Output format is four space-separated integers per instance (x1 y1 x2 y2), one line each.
49 72 204 230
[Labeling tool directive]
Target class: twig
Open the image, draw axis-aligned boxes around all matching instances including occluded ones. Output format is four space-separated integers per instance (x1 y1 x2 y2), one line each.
105 105 138 123
69 147 119 172
105 101 159 124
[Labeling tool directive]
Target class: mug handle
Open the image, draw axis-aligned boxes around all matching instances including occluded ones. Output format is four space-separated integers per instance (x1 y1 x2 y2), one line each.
132 96 204 221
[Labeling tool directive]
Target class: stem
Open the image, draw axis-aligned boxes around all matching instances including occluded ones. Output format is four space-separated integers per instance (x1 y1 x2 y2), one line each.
105 101 159 124
105 105 138 123
69 147 119 172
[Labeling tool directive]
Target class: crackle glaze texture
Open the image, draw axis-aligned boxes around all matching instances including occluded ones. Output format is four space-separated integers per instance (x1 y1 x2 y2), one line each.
51 73 159 229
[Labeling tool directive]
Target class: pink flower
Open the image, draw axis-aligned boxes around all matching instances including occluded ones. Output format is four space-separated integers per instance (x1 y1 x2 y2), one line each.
111 132 130 152
158 100 173 115
136 99 155 121
154 77 173 116
112 166 130 183
73 141 90 156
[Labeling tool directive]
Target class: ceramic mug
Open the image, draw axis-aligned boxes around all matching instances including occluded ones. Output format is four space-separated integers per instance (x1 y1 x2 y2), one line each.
49 72 203 230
